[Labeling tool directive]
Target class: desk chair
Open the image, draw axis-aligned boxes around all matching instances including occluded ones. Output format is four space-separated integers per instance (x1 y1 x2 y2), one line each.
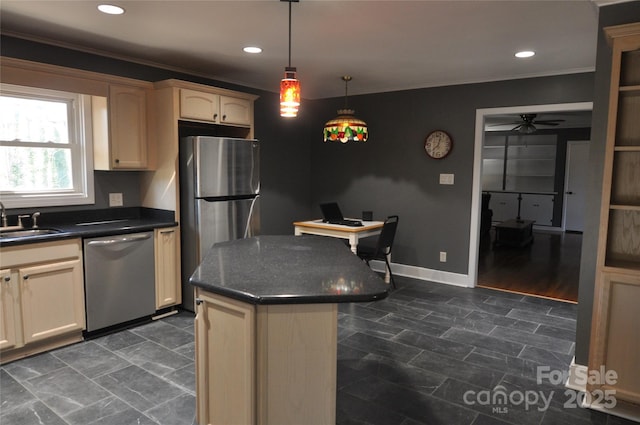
357 215 399 289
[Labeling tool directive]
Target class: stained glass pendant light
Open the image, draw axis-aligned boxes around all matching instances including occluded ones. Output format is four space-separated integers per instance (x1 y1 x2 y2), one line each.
323 76 368 143
280 0 300 117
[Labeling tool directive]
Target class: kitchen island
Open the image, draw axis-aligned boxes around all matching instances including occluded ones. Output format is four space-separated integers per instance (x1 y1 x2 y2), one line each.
189 235 389 425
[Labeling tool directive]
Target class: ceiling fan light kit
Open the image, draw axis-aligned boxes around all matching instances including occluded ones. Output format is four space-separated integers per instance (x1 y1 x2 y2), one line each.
323 76 369 143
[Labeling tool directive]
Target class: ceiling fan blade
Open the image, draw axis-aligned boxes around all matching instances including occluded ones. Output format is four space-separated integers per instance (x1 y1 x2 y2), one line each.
535 119 565 124
534 121 561 126
488 121 524 127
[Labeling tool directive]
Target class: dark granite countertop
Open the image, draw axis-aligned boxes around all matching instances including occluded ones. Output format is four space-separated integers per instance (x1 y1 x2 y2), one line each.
0 207 177 247
189 235 389 305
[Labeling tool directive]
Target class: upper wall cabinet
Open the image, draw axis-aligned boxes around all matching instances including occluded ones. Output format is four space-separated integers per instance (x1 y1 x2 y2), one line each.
141 79 258 217
0 58 156 171
220 95 252 126
180 89 252 126
180 89 219 122
93 84 153 170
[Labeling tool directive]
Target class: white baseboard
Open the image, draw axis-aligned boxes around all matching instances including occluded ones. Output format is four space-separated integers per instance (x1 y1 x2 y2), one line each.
369 260 474 288
565 358 588 392
566 357 640 422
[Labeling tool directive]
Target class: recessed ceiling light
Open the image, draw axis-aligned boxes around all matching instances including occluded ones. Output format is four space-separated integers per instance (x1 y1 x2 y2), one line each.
98 4 125 15
243 46 262 54
515 50 535 58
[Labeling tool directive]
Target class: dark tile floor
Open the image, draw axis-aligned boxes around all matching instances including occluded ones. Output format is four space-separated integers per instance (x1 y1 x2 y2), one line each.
1 276 637 425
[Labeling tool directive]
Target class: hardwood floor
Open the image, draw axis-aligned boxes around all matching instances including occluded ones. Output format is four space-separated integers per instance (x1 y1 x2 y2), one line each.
477 229 582 302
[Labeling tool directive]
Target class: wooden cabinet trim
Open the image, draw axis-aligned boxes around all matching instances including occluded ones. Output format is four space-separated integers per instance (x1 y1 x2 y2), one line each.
155 78 259 101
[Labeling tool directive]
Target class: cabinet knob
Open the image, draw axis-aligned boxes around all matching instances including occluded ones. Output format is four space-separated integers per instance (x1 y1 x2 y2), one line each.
3 276 9 282
23 275 29 280
195 298 203 305
222 115 227 121
115 159 120 164
213 113 218 120
566 191 573 194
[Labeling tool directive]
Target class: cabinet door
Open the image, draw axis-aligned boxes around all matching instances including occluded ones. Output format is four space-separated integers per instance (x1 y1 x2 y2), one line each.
220 96 251 126
20 259 85 344
109 85 149 169
589 272 640 405
180 89 220 123
155 227 181 309
520 194 554 226
195 290 255 425
0 269 18 351
489 192 519 222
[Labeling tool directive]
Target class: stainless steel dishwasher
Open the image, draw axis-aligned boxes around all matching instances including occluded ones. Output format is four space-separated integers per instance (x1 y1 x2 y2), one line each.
84 231 155 332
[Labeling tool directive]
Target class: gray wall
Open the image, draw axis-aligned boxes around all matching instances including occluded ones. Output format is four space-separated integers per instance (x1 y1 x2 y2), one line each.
574 1 640 366
308 75 594 273
253 93 313 235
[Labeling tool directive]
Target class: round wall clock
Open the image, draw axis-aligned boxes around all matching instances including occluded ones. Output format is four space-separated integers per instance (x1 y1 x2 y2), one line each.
424 130 453 159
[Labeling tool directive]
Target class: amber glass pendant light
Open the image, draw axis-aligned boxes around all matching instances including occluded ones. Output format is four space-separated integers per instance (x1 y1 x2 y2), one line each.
280 0 300 117
323 76 368 143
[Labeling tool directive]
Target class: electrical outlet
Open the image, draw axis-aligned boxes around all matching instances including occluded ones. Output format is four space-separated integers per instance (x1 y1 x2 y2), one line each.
109 192 123 207
439 251 447 262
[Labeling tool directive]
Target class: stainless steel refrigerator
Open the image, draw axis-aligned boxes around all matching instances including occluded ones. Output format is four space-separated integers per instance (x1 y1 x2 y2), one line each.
179 136 260 311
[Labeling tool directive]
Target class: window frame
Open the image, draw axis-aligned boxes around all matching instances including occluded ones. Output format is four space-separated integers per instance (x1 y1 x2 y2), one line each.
0 83 94 209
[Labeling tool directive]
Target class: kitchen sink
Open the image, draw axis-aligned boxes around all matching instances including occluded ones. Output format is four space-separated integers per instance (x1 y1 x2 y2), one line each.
0 228 62 238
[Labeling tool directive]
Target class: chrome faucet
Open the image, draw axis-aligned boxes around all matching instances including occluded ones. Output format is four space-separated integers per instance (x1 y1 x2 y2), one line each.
0 201 6 227
32 211 41 228
17 214 30 228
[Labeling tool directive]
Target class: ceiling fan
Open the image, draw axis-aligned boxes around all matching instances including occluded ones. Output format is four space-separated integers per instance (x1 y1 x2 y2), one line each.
491 113 565 134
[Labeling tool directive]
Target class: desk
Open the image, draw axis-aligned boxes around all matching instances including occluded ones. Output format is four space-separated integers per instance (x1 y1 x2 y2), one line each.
293 220 383 253
293 220 390 282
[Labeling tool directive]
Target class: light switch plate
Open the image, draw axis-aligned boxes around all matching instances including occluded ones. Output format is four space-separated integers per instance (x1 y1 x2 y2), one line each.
439 173 455 185
109 192 123 207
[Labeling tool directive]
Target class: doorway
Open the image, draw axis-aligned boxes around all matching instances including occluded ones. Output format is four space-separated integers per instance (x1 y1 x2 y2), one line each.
563 141 589 232
469 103 593 302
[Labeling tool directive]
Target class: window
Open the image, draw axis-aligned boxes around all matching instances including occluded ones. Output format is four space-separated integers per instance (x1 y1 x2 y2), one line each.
0 83 94 208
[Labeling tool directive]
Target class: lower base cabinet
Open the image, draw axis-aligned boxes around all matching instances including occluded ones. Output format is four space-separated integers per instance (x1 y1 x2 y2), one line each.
0 268 18 351
589 271 640 407
0 239 85 364
194 288 337 425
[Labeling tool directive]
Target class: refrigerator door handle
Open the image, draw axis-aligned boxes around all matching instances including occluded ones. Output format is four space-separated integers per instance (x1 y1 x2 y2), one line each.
244 196 259 238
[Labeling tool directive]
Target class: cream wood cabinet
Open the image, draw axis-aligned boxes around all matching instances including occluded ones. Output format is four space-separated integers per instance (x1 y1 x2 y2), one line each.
0 239 85 364
180 88 252 126
0 268 18 351
194 288 337 425
195 289 255 425
154 226 181 309
93 84 151 170
589 22 640 413
141 79 257 219
220 95 252 126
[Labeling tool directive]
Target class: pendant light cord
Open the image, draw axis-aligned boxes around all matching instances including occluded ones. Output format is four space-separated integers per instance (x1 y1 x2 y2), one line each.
288 0 292 68
343 76 351 109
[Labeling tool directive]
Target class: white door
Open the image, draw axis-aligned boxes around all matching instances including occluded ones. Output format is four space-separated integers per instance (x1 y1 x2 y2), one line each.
563 141 589 232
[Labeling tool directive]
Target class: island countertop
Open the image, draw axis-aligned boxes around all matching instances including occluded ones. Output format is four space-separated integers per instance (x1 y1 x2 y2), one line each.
189 235 389 305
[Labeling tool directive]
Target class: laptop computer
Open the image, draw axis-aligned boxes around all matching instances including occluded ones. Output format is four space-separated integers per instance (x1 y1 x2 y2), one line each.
319 202 363 226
